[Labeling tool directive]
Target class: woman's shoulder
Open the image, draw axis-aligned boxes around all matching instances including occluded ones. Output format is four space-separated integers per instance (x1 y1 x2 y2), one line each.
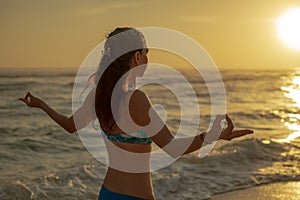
128 89 152 127
129 89 149 103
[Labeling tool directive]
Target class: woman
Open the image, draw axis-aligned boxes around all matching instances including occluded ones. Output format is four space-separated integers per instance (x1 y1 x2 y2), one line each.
20 27 253 199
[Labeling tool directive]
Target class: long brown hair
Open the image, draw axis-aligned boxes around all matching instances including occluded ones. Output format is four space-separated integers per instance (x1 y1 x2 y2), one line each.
93 27 145 133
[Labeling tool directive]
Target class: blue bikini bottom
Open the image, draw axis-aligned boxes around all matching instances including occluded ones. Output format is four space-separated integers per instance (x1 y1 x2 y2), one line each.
98 185 144 200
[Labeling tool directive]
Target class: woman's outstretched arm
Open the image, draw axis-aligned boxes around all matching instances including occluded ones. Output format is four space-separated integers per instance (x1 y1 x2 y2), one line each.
19 88 96 134
129 90 254 158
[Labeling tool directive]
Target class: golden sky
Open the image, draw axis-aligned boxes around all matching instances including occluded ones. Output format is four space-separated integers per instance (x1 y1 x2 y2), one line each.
1 0 300 71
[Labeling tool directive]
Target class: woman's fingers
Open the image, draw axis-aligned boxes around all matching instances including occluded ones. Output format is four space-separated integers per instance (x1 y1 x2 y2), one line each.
212 114 254 141
18 97 27 104
229 129 254 140
25 92 32 101
213 114 226 125
19 92 33 106
225 114 234 131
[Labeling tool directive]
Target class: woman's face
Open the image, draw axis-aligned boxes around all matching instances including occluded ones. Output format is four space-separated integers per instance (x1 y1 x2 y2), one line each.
140 48 149 65
138 48 149 77
139 34 148 66
131 48 149 77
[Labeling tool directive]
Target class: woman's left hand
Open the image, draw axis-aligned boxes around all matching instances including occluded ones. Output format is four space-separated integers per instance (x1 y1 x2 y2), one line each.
219 114 253 141
19 92 45 109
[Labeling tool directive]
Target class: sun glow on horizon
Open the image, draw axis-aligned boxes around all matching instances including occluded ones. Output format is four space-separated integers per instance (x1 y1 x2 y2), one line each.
276 8 300 50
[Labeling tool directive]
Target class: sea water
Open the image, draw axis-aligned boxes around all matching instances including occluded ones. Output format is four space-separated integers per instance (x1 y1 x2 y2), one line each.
0 68 299 199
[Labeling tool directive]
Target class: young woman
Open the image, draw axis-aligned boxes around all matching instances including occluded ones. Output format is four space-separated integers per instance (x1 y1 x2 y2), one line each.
20 27 253 199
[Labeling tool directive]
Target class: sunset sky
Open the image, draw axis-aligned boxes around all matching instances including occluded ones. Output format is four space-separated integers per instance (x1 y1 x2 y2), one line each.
1 0 300 71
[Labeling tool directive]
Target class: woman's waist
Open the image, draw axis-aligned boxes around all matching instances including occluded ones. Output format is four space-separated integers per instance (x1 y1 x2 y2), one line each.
104 168 154 199
106 166 151 175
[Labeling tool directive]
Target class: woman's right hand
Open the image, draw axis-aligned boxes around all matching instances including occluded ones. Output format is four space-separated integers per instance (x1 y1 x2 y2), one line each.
220 114 254 140
19 92 45 109
208 114 253 141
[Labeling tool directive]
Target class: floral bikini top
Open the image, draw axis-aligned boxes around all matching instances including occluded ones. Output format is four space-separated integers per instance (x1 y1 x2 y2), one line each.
101 129 152 145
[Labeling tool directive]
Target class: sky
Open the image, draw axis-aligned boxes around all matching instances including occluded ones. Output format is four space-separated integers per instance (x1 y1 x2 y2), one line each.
1 0 300 71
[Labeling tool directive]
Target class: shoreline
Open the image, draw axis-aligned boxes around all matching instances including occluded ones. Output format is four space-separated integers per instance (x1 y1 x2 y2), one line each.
211 181 300 200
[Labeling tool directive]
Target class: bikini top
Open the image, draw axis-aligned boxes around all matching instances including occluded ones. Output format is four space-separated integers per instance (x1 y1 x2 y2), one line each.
101 129 153 144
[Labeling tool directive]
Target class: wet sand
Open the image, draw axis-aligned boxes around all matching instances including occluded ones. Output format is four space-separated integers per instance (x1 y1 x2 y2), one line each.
212 181 300 200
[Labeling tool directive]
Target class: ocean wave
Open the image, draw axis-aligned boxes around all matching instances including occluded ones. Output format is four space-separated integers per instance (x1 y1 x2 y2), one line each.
154 138 300 199
0 163 105 200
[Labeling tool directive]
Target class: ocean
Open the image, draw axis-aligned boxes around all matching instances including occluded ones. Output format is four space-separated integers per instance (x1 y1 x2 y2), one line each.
1 68 300 199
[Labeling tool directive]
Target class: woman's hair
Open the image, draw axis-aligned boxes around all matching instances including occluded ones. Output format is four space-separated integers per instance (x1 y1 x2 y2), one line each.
93 27 145 133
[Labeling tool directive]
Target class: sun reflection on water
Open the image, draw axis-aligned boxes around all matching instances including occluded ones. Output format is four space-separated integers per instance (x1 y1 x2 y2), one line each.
280 74 300 142
281 76 300 107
